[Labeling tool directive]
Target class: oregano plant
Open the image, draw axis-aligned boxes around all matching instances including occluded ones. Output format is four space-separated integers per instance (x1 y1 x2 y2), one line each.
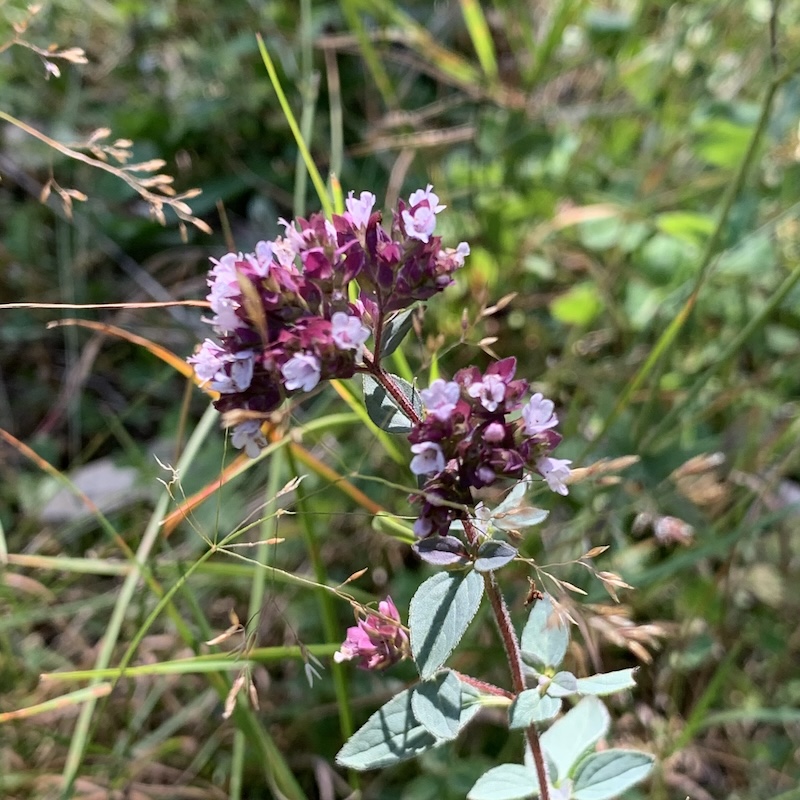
187 186 654 799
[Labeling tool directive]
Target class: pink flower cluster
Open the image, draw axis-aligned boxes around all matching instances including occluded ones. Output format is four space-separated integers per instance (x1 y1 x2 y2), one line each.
188 187 469 456
333 597 409 671
409 358 571 537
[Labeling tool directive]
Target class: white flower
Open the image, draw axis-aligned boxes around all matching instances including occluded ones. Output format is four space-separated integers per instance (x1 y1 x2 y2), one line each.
231 420 268 458
410 441 445 475
345 190 376 229
521 393 559 435
281 352 321 392
331 312 370 358
467 374 506 412
537 456 572 496
420 379 461 421
402 184 446 243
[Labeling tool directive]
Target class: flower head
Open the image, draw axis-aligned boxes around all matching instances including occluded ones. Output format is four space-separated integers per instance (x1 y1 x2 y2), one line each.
333 597 409 670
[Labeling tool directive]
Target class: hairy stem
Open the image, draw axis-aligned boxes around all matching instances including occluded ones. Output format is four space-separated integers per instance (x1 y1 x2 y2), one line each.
372 366 552 798
474 528 551 800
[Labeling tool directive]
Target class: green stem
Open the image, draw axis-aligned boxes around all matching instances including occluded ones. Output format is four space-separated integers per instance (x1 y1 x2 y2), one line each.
286 447 358 790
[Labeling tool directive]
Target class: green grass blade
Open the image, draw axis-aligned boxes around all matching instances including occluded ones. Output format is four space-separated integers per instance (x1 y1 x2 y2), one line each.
256 34 332 217
459 0 498 81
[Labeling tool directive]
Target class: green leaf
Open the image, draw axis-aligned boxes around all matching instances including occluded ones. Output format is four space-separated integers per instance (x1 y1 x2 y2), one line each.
576 668 638 696
508 690 561 729
655 211 715 246
491 506 548 532
474 541 518 573
380 308 416 359
540 696 610 783
412 671 463 741
572 749 654 799
549 282 604 327
520 594 569 670
410 570 484 680
467 764 540 800
546 670 579 698
362 373 422 434
335 688 439 770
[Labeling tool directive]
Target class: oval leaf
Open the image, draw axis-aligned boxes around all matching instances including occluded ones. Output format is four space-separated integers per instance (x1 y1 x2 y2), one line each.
521 594 569 670
380 307 416 358
467 764 540 800
410 570 484 680
540 696 610 783
411 670 462 740
474 540 518 572
576 668 638 697
335 688 438 770
492 506 548 531
363 373 422 434
509 689 562 729
546 670 579 698
414 535 471 567
573 749 655 800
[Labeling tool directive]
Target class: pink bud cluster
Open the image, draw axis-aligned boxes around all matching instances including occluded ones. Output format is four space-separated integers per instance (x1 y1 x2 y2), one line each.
333 597 409 671
188 187 469 456
409 358 571 537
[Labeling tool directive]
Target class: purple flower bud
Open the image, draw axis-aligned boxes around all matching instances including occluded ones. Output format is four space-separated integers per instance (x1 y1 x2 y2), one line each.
281 352 321 392
483 421 506 443
522 393 559 435
420 379 461 422
333 596 409 670
410 441 446 475
536 456 572 495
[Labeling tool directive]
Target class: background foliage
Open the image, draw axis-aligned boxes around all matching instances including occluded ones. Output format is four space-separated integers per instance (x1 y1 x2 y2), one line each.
1 0 799 798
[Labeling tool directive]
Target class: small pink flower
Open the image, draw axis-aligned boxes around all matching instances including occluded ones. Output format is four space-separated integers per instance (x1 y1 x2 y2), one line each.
330 312 370 356
521 393 559 436
402 184 446 243
333 597 409 670
467 373 506 412
537 456 572 496
420 379 461 421
230 420 268 458
281 352 321 392
244 240 274 277
410 441 446 475
345 190 377 229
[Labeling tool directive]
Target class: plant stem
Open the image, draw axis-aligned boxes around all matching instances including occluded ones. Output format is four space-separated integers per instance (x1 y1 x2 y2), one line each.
475 529 551 800
371 366 552 799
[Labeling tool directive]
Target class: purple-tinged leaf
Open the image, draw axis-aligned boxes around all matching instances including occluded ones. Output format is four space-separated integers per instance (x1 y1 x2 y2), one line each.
474 540 518 572
414 536 471 567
